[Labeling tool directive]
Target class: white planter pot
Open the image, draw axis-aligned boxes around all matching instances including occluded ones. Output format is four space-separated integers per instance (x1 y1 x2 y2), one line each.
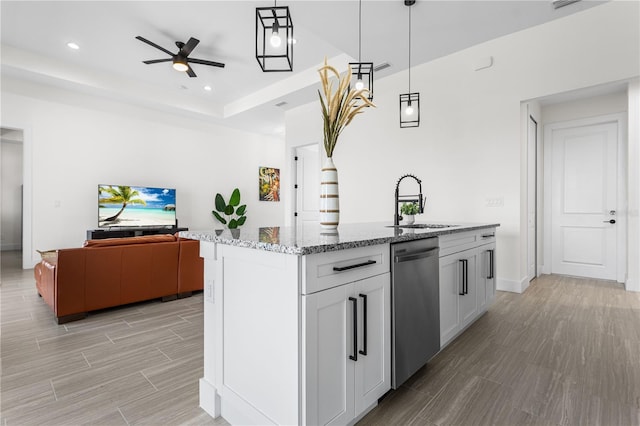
401 215 415 225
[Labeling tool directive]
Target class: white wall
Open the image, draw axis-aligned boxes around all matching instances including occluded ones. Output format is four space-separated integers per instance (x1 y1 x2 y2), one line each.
284 1 640 290
1 77 284 268
1 138 23 250
541 91 628 124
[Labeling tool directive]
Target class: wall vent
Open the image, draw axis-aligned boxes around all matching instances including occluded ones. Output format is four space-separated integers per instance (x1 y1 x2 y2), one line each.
373 62 391 72
552 0 580 9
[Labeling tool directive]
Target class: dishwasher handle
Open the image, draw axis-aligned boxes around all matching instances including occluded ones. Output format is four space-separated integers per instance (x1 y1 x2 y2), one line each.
394 247 439 263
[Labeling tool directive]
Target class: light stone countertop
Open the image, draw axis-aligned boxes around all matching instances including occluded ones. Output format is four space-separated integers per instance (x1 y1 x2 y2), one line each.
180 222 500 256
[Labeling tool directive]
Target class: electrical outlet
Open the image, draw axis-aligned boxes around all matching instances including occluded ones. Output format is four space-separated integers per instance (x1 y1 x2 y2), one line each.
485 197 504 207
205 279 214 303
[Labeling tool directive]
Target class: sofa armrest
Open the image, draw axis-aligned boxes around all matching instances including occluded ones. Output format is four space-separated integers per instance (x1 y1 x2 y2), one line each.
178 239 204 293
35 260 56 311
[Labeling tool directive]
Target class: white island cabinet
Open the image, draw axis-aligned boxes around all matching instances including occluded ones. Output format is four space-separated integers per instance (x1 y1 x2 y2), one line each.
438 229 497 347
181 222 499 426
199 240 390 426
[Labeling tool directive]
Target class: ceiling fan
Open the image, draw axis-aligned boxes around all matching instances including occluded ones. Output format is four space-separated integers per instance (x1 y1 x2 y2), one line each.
136 36 225 77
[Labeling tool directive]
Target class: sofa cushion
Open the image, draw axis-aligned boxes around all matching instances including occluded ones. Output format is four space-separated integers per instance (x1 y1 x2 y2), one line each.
83 234 176 248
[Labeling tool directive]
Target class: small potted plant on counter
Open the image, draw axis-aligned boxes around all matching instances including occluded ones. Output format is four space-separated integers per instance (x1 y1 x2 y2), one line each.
212 188 246 238
400 202 420 225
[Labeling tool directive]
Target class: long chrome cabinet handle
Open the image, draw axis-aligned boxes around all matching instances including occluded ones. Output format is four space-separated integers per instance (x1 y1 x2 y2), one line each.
333 260 376 272
459 259 465 296
349 297 358 361
359 294 368 356
464 259 468 295
487 249 494 279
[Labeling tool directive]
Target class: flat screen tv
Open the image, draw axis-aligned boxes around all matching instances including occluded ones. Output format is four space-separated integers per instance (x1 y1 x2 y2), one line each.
98 184 176 228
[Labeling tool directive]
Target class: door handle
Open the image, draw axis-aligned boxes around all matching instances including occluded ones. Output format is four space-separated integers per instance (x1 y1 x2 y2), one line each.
349 297 358 362
359 294 367 356
603 219 616 224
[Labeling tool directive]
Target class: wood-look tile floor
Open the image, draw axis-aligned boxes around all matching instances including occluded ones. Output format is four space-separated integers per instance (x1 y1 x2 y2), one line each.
0 251 227 426
358 275 640 426
2 250 640 425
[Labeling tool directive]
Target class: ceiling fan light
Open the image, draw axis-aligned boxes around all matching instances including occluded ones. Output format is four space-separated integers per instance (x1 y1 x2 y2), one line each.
172 60 188 72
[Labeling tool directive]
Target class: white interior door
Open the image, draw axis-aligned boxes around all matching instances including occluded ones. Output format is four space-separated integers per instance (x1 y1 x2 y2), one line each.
550 121 618 280
295 144 320 229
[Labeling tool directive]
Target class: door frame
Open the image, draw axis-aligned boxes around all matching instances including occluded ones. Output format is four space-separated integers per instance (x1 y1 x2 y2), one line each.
0 123 32 269
292 142 321 229
543 113 627 283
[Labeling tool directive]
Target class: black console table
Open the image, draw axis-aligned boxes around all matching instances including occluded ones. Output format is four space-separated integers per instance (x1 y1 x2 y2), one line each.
86 227 188 240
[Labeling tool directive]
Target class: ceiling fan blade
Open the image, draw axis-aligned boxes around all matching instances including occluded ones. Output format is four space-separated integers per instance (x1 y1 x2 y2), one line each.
186 65 197 78
181 37 200 57
142 58 173 64
136 36 174 57
188 58 225 68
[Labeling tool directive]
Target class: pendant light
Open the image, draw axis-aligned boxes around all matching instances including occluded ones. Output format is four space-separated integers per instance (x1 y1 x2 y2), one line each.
400 0 420 128
349 0 373 101
256 0 294 72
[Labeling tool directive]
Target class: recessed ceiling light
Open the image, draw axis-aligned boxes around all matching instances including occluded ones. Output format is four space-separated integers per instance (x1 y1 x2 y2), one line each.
66 42 80 50
288 37 297 45
204 85 213 92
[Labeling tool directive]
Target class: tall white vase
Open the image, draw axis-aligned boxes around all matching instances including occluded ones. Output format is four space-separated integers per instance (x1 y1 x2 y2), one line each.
320 157 339 229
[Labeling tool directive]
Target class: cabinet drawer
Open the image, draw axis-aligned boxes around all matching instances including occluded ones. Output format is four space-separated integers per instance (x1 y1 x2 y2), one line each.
439 228 496 257
302 244 390 295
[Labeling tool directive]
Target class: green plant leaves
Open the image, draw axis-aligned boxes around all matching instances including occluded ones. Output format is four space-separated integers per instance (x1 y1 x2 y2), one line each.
215 194 226 212
212 210 227 225
212 188 246 229
229 188 241 206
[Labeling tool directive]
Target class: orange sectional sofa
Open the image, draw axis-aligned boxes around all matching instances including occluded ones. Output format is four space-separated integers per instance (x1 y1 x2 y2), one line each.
34 234 203 323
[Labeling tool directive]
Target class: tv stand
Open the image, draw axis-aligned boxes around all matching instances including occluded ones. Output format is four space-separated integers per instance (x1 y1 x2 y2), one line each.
86 227 188 240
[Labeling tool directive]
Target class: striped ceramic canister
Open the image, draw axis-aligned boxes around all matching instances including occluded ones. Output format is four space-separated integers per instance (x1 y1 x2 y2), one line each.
320 157 339 229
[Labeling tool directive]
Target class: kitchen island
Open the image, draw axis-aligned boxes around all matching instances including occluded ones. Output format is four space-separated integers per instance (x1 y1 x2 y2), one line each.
181 222 498 426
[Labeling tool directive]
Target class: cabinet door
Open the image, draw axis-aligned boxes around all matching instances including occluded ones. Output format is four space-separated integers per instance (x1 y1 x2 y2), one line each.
458 252 478 330
439 253 461 347
354 273 390 417
478 243 497 307
303 284 355 425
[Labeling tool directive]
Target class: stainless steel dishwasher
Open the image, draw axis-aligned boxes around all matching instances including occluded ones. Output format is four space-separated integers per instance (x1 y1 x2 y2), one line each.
391 237 440 388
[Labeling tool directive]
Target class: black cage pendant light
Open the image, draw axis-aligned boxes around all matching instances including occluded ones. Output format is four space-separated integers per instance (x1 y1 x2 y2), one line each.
400 0 420 128
256 1 293 72
349 0 373 101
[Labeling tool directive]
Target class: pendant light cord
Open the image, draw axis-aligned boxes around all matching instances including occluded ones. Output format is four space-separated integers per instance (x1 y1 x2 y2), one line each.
358 0 362 62
408 4 412 93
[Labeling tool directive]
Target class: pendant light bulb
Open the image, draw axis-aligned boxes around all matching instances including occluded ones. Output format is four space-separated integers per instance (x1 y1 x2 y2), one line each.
405 101 414 116
355 75 364 91
270 20 282 47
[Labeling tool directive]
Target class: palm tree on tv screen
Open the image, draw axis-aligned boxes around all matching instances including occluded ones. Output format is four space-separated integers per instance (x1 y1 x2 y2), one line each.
101 186 146 222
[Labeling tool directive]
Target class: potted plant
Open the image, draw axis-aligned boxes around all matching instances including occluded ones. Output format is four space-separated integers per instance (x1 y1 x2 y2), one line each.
400 202 420 225
212 188 246 237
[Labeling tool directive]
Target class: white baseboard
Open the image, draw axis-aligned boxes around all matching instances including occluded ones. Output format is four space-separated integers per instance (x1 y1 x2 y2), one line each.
497 276 530 294
199 377 220 419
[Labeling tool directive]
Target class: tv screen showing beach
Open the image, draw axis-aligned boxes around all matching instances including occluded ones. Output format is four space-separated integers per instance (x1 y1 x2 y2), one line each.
98 185 176 228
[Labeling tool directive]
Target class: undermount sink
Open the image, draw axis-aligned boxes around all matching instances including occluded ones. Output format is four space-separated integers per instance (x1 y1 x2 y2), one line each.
386 224 458 229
